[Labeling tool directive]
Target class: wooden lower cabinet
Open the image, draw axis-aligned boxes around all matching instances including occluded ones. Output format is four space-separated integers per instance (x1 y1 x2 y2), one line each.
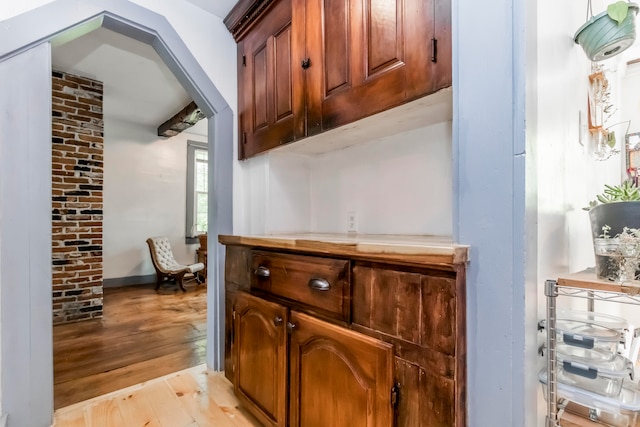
233 292 394 427
234 292 288 427
289 311 394 427
222 241 466 427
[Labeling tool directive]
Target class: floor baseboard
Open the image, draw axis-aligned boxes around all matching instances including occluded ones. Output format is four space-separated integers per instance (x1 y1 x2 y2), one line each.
103 274 156 288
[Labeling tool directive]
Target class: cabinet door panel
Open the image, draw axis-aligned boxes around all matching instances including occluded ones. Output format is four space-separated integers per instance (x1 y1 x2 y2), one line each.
239 0 298 158
234 292 287 427
367 0 403 75
352 265 456 354
307 0 407 132
252 44 269 130
289 311 394 427
395 358 455 427
323 0 350 94
274 26 293 120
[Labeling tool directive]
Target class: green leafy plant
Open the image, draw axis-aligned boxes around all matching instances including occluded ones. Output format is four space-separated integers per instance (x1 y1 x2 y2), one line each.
608 1 630 25
588 180 640 209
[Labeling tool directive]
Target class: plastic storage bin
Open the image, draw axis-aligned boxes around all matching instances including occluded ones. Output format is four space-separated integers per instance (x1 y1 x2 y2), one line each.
540 369 640 427
554 310 628 356
556 352 633 397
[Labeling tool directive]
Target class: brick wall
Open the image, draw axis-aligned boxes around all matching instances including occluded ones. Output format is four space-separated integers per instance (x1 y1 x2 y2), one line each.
52 70 104 324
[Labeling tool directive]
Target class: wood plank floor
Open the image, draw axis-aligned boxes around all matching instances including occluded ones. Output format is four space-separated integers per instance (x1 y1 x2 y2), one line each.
54 282 207 409
53 364 261 427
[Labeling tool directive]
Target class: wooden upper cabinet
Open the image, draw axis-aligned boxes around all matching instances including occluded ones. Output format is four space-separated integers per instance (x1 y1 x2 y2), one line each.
288 311 394 427
227 0 452 158
304 0 410 133
233 292 288 427
236 0 304 159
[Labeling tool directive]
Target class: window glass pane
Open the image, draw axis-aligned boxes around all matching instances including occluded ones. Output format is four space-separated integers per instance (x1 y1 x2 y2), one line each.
195 160 209 192
195 150 208 161
196 192 208 233
187 144 208 238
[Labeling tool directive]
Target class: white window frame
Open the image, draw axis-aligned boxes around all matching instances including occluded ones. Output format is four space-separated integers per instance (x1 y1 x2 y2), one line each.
186 140 208 243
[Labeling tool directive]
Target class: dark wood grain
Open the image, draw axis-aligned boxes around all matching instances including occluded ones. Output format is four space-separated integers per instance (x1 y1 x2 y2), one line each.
420 368 455 427
288 311 394 427
225 245 252 381
394 358 421 427
229 0 452 159
234 292 288 427
350 261 464 426
225 245 252 291
239 0 300 158
222 237 467 427
53 283 207 409
251 250 350 319
421 274 456 355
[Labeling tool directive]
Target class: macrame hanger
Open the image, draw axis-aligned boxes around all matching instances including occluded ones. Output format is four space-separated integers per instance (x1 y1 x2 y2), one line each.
587 0 594 20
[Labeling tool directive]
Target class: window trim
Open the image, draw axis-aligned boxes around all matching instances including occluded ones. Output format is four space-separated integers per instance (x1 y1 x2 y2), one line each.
186 140 208 244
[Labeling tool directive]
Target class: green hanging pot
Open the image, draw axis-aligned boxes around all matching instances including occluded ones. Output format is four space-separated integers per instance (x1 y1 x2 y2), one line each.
574 3 639 61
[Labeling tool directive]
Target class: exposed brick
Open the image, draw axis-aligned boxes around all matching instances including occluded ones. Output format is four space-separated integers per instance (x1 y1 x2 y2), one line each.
52 105 78 114
52 70 104 324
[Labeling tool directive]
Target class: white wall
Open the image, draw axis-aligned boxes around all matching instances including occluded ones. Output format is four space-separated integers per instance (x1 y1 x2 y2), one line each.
239 120 453 236
309 122 452 235
103 118 206 279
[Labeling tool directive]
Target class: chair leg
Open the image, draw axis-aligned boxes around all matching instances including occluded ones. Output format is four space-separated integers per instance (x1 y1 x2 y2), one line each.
177 272 187 292
155 272 163 290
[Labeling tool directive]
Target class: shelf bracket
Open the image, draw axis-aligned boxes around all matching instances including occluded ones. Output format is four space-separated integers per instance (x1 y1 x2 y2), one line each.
544 280 558 297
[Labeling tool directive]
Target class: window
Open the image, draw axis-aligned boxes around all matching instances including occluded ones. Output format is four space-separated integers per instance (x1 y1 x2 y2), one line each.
186 141 208 243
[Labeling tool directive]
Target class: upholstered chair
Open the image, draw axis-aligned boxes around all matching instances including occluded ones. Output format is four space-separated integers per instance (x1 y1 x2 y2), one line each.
146 236 204 292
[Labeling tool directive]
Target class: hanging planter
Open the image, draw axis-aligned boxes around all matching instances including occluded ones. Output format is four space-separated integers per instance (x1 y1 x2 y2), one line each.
574 1 639 62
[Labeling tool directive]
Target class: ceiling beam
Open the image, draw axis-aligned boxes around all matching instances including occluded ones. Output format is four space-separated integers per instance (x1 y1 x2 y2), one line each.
157 101 206 137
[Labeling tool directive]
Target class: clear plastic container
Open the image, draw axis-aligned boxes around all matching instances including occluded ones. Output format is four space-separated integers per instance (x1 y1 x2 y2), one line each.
540 369 640 427
557 342 621 364
556 352 633 397
559 310 629 331
553 310 628 356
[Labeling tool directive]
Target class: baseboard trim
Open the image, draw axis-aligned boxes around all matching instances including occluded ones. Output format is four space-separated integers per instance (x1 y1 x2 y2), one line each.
103 274 156 288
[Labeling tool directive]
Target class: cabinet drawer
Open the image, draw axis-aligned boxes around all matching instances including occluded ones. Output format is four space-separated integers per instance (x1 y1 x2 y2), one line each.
251 251 349 319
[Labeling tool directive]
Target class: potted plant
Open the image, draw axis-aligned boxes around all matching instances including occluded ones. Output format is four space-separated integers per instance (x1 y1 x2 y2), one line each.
588 180 640 279
575 1 639 62
594 226 640 281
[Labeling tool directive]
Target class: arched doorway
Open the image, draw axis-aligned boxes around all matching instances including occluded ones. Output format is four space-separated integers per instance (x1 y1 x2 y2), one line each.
0 1 232 425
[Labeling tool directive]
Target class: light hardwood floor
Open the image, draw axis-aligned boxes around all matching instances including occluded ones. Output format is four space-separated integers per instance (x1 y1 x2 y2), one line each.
53 364 261 427
54 282 207 408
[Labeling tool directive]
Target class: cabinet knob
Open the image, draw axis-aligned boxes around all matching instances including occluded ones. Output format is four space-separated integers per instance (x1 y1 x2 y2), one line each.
254 266 270 278
287 322 297 333
301 58 311 69
308 278 331 291
274 316 283 326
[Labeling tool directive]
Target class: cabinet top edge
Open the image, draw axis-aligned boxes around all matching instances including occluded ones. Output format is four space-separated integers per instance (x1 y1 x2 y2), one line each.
218 233 469 265
224 0 277 41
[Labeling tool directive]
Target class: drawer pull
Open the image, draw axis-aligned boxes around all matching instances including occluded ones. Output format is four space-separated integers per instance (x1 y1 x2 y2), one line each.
254 266 270 278
287 322 297 333
274 316 283 326
308 278 331 291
